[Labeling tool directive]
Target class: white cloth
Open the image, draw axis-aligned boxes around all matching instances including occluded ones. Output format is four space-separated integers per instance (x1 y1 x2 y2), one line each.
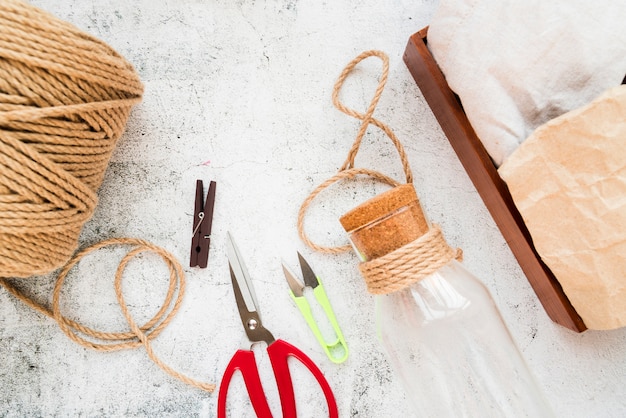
427 0 626 166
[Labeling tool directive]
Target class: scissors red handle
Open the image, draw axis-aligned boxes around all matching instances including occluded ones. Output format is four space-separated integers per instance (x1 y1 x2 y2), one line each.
217 339 338 418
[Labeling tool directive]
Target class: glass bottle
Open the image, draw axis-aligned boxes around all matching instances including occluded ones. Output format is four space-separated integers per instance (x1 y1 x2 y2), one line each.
339 184 554 417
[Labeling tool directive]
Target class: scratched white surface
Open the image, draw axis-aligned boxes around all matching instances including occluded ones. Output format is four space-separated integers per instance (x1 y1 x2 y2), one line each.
1 1 626 417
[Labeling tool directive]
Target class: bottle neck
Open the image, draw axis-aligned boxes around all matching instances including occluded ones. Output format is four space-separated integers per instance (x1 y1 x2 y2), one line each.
340 184 462 295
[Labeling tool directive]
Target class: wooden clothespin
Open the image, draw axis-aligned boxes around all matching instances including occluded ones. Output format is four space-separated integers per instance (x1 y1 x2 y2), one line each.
190 179 216 268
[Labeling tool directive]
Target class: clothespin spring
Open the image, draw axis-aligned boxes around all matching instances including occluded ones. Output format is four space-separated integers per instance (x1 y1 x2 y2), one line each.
192 212 205 237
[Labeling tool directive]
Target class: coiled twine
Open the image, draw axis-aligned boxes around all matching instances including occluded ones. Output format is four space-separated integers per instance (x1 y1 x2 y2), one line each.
0 0 143 278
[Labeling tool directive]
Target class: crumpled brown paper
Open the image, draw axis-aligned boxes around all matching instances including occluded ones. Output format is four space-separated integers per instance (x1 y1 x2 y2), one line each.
499 85 626 330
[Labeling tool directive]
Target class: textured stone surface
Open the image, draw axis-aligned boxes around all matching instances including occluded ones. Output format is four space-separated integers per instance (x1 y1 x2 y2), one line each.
1 1 625 416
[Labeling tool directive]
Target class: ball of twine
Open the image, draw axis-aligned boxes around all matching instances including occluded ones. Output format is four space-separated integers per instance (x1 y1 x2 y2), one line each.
0 0 144 278
0 1 216 393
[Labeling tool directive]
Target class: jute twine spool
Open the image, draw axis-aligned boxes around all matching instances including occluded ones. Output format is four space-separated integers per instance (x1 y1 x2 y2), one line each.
0 1 214 393
298 50 461 294
0 0 143 277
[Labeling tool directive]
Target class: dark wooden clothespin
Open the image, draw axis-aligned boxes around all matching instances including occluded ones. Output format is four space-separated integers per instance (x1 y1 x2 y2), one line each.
190 179 216 268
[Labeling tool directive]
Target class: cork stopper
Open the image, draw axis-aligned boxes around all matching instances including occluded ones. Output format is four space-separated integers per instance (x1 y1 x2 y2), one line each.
339 184 429 260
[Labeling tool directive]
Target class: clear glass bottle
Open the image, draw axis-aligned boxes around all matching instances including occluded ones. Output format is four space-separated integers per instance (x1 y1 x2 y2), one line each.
339 184 553 417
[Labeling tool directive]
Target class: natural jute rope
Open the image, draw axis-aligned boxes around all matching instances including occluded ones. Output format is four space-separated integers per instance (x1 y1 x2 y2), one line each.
0 0 143 277
0 0 214 393
359 226 459 294
298 50 461 294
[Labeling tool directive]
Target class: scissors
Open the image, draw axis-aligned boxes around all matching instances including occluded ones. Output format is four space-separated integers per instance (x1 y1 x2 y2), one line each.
282 253 348 364
218 232 339 418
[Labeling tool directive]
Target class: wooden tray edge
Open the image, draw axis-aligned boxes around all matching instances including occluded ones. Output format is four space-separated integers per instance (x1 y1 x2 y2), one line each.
403 27 586 332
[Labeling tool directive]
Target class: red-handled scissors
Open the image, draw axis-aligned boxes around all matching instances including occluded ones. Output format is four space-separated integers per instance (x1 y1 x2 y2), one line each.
218 232 338 418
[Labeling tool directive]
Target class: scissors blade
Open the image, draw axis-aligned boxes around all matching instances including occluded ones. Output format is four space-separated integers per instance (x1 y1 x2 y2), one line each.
226 231 259 313
297 252 320 289
281 263 305 297
226 232 275 345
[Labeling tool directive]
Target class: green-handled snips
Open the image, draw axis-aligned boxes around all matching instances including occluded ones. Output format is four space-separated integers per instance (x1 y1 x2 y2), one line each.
281 253 348 364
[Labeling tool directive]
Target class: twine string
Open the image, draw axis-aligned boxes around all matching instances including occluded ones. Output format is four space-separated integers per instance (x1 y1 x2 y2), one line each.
0 1 214 393
0 238 216 393
298 50 413 253
359 225 462 295
298 50 461 294
331 50 413 183
0 0 144 278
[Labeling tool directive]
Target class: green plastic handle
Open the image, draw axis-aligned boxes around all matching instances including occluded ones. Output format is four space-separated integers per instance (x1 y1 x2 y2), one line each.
289 277 348 364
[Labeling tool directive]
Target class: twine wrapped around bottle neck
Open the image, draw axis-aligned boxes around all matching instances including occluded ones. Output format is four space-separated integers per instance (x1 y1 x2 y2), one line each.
297 50 461 294
358 225 461 294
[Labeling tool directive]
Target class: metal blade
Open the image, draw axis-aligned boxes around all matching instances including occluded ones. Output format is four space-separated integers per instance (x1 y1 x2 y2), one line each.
226 232 274 345
282 262 305 297
226 231 259 314
297 252 320 289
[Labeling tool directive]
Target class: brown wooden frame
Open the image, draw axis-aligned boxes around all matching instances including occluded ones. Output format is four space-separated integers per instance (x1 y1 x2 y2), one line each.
403 27 587 332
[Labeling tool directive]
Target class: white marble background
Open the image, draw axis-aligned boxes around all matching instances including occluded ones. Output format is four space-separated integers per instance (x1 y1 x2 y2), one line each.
1 1 625 417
